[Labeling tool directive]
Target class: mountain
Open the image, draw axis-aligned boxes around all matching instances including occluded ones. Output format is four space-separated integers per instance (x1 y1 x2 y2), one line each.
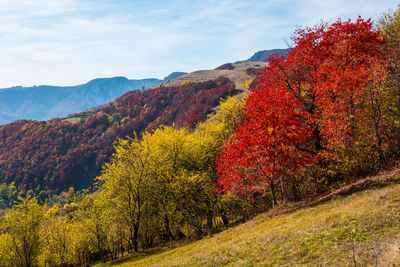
0 72 187 125
235 48 290 63
163 72 188 82
0 77 159 125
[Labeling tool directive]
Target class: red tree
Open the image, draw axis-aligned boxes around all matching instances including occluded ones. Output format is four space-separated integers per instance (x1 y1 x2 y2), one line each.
217 67 314 206
217 17 388 203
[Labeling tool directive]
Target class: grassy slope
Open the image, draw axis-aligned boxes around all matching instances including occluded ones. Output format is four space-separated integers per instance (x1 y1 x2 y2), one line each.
103 170 400 267
153 62 268 91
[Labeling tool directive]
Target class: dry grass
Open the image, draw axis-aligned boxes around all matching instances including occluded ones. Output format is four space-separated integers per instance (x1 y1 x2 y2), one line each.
98 179 400 266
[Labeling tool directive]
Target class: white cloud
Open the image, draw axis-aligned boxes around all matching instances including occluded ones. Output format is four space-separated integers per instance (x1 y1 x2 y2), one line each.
0 0 398 87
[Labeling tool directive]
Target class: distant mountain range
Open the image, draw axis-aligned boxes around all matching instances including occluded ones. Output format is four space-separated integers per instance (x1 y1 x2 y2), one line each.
0 72 187 125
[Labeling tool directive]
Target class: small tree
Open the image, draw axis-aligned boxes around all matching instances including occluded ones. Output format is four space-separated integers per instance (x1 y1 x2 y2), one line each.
345 219 366 267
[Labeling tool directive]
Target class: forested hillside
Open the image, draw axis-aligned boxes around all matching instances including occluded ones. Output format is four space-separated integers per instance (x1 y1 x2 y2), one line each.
0 77 235 191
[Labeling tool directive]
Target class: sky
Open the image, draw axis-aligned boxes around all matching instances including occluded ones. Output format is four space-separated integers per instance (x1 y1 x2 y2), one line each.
0 0 398 88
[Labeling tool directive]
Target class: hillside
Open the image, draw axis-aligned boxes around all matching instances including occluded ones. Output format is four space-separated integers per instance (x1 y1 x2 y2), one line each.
0 57 269 191
155 62 268 91
0 77 236 191
103 167 400 266
0 48 283 125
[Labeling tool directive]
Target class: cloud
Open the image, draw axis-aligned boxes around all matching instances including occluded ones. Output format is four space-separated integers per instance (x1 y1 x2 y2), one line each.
0 0 398 87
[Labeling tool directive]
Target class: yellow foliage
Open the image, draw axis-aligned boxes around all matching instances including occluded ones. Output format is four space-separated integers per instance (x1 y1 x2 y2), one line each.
1 196 44 267
93 93 248 250
0 233 14 267
206 94 246 136
46 203 61 217
63 202 79 212
245 78 253 90
40 216 95 266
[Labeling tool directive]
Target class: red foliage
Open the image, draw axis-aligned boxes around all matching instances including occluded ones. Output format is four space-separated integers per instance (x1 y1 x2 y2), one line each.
217 17 388 196
217 68 314 195
286 18 387 155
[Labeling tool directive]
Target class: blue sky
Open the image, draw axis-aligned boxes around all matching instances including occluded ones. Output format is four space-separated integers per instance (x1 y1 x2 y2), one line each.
0 0 398 87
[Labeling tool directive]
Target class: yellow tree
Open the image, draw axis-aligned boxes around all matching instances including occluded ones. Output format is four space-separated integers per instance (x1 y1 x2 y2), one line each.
96 95 247 246
40 203 95 267
97 136 151 252
76 193 111 261
144 126 189 240
0 196 44 267
379 5 400 148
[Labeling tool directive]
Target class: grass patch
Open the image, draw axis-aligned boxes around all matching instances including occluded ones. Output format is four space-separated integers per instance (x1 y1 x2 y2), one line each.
100 184 400 266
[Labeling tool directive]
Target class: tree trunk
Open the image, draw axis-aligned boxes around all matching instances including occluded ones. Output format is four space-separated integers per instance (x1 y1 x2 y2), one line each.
270 180 277 207
291 177 300 201
221 214 229 225
352 239 357 267
133 221 139 252
206 212 213 235
280 176 288 204
164 214 174 241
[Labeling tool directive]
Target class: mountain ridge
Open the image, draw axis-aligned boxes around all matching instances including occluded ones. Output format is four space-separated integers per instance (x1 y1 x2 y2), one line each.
235 48 290 63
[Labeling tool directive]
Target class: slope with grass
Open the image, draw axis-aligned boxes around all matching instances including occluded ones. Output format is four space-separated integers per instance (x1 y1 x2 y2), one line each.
103 167 400 266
